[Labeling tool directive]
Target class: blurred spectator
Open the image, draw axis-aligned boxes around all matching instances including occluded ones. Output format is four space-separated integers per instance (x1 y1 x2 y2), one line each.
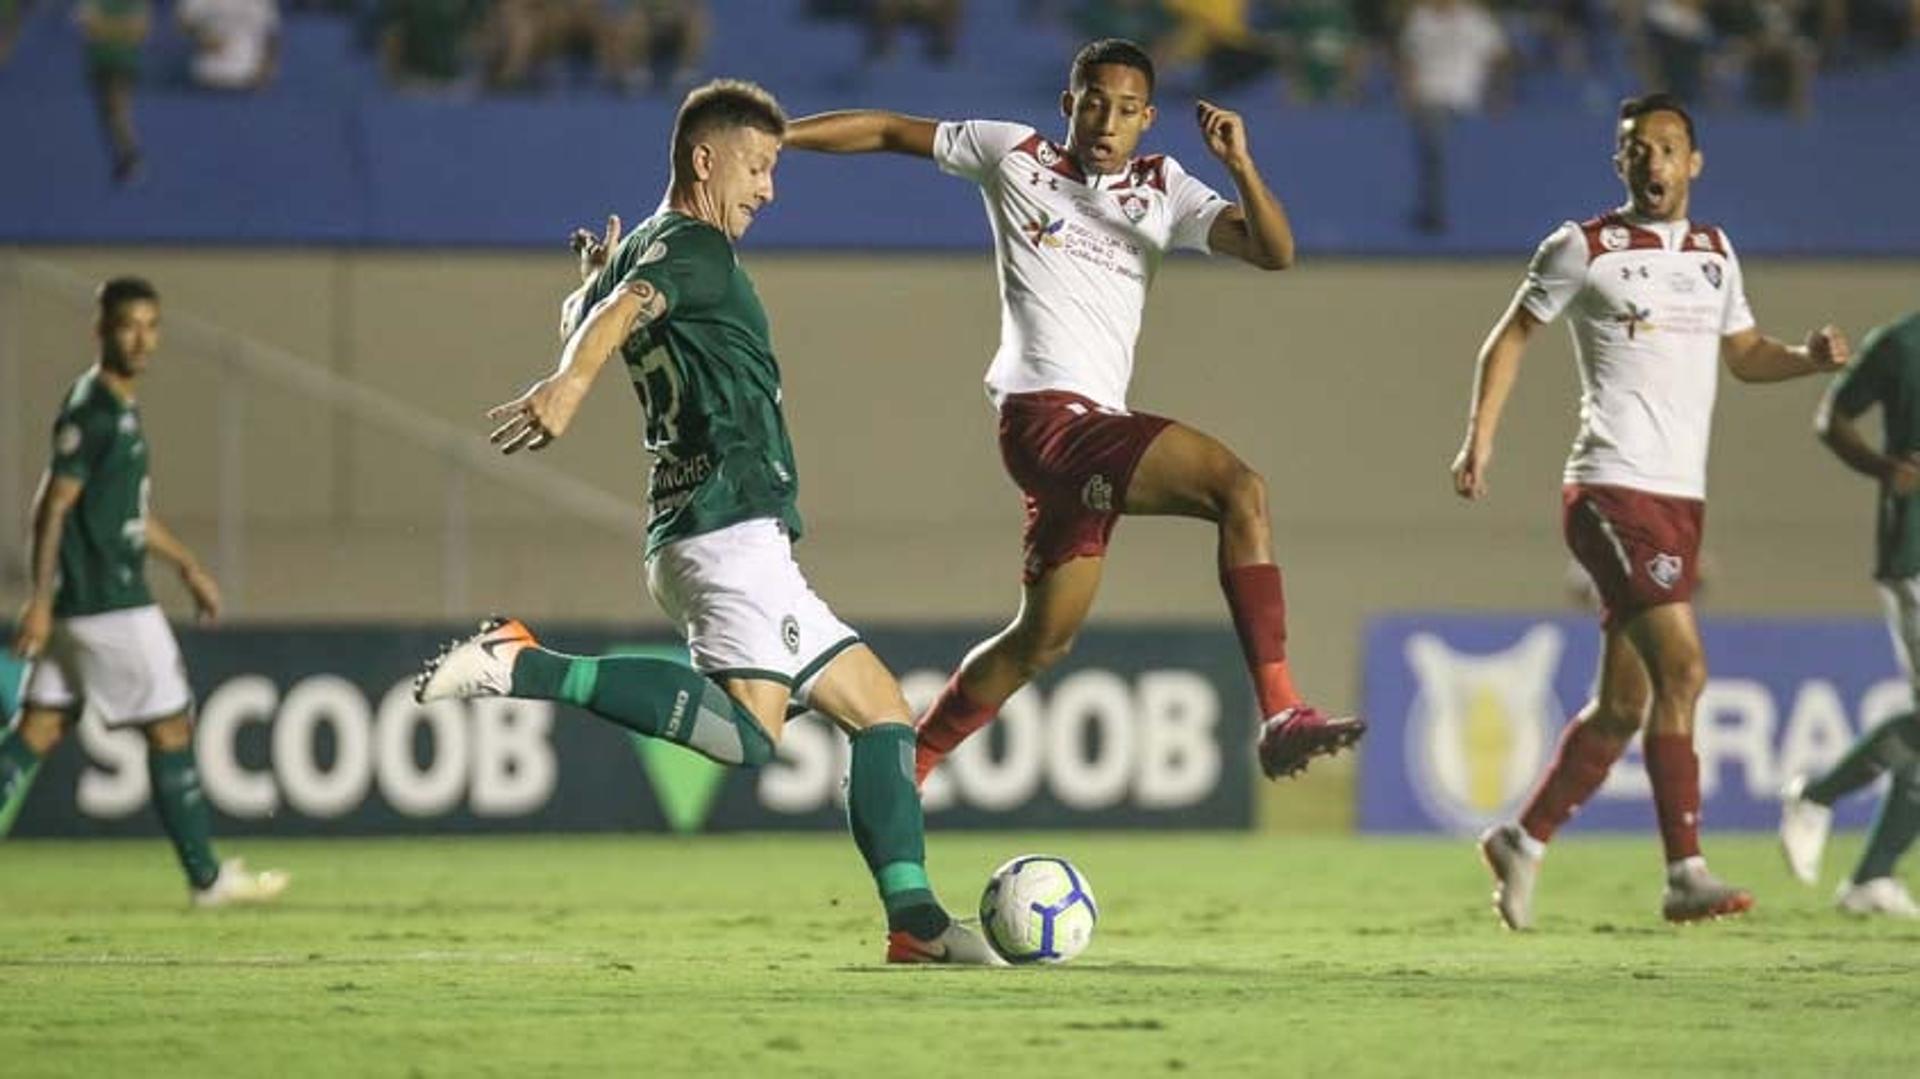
178 0 281 91
0 0 30 66
1397 0 1508 234
1714 0 1817 115
78 0 150 183
608 0 708 93
1635 0 1713 102
479 0 542 90
1846 0 1919 56
1069 0 1176 66
1163 0 1284 93
866 0 964 65
380 0 481 90
1270 0 1362 103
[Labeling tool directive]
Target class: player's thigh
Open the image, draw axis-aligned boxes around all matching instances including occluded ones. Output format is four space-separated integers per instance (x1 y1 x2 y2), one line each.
1620 602 1707 696
1589 624 1654 732
1007 556 1104 653
1123 420 1253 519
805 644 912 733
716 676 795 742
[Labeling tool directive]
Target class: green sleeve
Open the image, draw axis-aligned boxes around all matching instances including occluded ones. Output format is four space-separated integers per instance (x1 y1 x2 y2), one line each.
48 411 108 483
1830 326 1897 418
620 224 733 317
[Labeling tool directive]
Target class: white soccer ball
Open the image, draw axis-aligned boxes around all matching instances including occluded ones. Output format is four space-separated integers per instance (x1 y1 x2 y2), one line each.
979 854 1098 964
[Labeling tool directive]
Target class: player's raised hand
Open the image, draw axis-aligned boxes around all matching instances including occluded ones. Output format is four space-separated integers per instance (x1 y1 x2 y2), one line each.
1451 438 1492 501
1808 324 1851 371
10 598 51 659
488 372 589 454
182 564 223 624
570 214 622 283
1196 100 1250 167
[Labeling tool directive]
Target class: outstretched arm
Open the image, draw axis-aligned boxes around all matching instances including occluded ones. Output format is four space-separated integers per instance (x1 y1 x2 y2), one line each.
1722 324 1849 383
785 111 940 157
1196 101 1295 271
1451 301 1542 500
490 281 667 453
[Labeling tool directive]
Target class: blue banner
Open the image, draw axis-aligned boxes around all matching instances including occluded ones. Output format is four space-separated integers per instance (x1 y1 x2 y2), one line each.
1360 614 1911 835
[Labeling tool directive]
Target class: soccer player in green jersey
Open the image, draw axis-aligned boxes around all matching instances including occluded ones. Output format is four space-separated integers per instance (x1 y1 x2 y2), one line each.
2 276 287 906
1781 310 1920 917
413 80 1001 965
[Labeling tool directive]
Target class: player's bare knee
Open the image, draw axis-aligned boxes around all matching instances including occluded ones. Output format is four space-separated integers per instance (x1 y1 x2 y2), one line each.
143 714 195 752
1586 698 1647 740
18 710 70 754
1008 628 1075 678
1648 653 1707 702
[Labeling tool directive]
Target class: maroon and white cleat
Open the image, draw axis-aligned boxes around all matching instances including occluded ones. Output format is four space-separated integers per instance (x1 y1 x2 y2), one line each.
1257 706 1366 779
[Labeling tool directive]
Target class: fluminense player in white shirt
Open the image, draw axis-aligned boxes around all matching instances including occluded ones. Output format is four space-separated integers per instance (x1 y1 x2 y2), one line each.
786 38 1365 788
1451 93 1850 930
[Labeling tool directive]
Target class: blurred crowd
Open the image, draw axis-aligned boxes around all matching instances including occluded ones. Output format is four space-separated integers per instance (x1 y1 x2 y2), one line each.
5 0 1915 187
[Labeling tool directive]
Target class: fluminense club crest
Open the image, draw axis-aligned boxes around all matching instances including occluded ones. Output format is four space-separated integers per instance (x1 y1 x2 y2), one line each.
1701 261 1723 289
1117 193 1148 224
1647 552 1684 590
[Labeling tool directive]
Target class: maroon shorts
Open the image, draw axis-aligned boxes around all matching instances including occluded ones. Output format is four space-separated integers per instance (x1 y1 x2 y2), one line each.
1562 483 1705 629
998 391 1174 584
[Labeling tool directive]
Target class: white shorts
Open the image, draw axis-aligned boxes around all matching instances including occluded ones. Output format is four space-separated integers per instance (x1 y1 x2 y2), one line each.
21 604 194 726
645 517 861 707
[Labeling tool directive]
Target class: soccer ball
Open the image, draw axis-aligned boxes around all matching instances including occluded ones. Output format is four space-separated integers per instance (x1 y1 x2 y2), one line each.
979 854 1098 964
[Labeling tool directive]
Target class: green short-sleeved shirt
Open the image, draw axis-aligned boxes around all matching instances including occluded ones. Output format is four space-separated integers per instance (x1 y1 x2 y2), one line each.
48 370 153 617
1830 311 1920 580
578 212 802 555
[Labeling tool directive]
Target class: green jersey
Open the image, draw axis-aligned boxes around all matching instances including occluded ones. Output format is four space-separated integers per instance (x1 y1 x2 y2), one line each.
1831 311 1920 579
580 212 802 555
47 369 153 617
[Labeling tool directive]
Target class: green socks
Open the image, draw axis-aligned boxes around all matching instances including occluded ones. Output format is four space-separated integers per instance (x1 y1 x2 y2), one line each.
148 747 220 891
1806 711 1920 805
1854 767 1920 884
847 723 949 940
511 649 774 767
0 730 43 836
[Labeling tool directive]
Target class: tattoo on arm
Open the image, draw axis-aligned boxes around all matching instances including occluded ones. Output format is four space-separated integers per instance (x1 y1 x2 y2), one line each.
617 280 668 337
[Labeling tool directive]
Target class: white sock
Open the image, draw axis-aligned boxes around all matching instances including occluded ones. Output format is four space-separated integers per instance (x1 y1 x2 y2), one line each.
1666 855 1707 882
1516 830 1547 860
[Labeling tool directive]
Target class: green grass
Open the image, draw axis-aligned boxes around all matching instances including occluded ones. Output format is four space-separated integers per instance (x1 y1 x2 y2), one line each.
2 833 1917 1077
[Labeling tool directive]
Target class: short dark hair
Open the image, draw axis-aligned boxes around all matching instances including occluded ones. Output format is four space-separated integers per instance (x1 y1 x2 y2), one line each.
672 79 787 174
1617 92 1697 149
1070 38 1155 96
96 276 158 320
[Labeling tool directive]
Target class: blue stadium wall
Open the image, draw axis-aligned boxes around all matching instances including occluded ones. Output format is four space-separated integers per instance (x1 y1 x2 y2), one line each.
4 2 1918 253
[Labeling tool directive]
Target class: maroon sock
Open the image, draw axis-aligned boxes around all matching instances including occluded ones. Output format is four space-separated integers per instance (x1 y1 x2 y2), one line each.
1221 563 1300 717
1644 732 1703 863
1518 720 1629 844
913 673 997 782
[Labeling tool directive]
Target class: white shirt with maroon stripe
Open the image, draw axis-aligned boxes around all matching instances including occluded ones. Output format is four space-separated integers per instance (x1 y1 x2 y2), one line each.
1516 210 1757 500
933 120 1231 412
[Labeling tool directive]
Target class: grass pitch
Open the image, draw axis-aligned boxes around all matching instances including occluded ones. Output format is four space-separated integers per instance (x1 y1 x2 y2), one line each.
2 833 1916 1078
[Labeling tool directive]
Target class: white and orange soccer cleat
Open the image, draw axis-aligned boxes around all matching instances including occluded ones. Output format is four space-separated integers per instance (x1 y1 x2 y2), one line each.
885 921 1008 967
414 616 538 704
1661 861 1754 923
192 858 290 908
